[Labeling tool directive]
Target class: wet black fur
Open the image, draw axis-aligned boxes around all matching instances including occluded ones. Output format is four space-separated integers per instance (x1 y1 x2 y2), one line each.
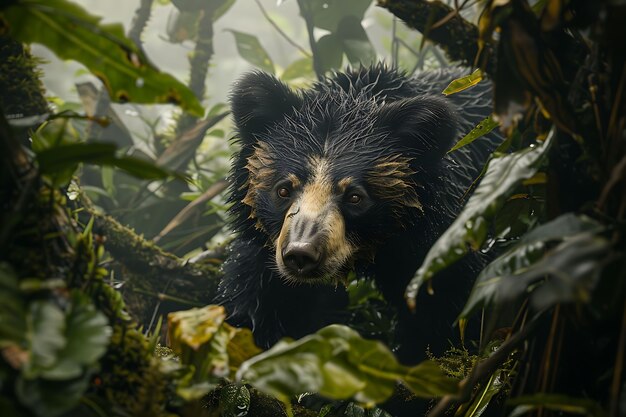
217 64 500 363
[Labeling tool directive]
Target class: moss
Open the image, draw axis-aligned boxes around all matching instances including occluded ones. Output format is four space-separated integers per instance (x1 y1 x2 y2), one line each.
0 36 48 117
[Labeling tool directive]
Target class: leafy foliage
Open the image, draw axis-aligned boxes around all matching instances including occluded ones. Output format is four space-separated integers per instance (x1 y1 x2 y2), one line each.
1 0 203 115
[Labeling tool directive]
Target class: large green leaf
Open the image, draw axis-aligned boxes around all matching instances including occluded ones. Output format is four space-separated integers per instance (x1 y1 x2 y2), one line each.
226 29 275 74
2 0 203 115
316 33 344 74
237 325 458 409
337 16 377 66
23 292 111 380
308 0 372 32
460 214 606 320
405 130 554 308
35 142 184 184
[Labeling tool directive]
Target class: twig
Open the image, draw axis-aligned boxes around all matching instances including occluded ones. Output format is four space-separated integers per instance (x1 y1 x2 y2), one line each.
254 0 311 58
127 0 152 54
297 0 323 79
154 178 229 242
376 0 495 75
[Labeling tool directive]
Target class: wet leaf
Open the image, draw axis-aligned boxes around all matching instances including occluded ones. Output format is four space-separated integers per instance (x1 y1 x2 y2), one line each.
2 0 203 115
406 130 554 309
461 214 608 320
443 69 484 96
449 115 500 153
226 29 275 74
237 324 458 408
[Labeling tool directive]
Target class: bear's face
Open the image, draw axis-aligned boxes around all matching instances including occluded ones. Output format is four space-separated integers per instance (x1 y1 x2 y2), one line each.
230 71 458 285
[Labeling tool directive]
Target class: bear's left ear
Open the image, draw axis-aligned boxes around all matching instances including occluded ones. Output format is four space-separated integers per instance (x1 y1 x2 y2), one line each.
230 71 303 146
375 95 458 161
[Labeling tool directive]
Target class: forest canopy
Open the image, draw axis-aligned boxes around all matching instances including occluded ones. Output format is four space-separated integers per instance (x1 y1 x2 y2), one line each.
0 1 625 417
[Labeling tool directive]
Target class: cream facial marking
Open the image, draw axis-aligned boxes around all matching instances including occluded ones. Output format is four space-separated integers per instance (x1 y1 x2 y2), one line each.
274 158 356 283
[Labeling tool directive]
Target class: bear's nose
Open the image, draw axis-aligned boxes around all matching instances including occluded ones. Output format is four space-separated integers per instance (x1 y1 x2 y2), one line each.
282 242 321 275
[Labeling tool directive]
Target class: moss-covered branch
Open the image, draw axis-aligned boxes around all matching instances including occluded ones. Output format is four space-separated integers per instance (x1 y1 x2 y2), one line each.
376 0 495 74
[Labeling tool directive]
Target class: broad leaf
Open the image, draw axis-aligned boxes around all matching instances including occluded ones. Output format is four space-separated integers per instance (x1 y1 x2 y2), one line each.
2 0 203 115
406 130 554 308
337 16 377 66
226 29 275 73
35 142 183 183
237 324 458 408
308 0 372 32
316 34 344 73
443 69 484 96
449 115 500 153
460 214 606 319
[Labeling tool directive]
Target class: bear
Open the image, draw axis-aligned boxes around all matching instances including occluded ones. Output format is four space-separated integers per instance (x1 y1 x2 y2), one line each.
217 64 500 364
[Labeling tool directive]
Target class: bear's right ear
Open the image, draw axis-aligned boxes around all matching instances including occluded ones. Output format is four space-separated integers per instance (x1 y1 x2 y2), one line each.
230 71 302 146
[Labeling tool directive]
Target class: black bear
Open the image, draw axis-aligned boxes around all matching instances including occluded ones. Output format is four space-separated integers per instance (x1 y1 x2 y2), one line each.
217 64 499 363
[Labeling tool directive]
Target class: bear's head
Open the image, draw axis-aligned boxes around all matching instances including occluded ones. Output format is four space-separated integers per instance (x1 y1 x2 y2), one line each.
230 71 458 285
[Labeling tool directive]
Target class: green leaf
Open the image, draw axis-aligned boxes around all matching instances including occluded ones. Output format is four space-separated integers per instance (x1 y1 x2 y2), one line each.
237 324 458 408
460 214 606 320
405 130 554 308
309 0 372 32
40 291 111 380
508 394 608 417
2 0 203 115
337 16 377 66
448 115 500 153
282 57 315 81
443 69 484 96
316 34 344 74
26 301 66 373
226 29 275 73
35 142 182 182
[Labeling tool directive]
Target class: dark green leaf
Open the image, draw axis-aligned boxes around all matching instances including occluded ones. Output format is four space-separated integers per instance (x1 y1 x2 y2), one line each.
3 0 203 115
226 29 275 73
316 34 344 74
309 0 372 32
449 115 500 153
337 16 377 66
237 325 458 407
35 142 182 181
461 214 608 320
406 131 554 308
443 69 484 96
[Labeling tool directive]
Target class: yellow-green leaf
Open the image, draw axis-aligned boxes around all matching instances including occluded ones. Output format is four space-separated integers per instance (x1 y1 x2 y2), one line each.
443 69 484 96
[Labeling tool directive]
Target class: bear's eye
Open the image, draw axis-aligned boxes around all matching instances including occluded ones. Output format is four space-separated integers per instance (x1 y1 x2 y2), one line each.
277 187 291 199
347 193 362 204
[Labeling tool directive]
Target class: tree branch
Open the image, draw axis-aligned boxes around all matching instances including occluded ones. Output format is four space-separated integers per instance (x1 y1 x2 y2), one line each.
376 0 495 75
